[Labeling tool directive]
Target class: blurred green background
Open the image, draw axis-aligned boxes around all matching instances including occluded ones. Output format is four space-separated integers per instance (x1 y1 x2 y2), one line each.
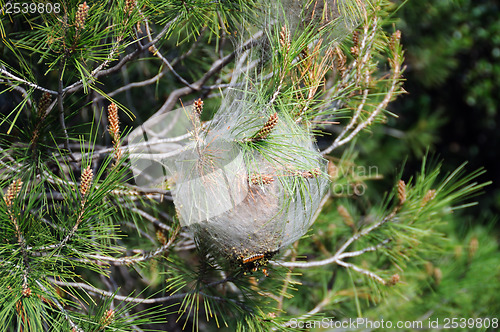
392 0 500 216
350 0 500 327
351 0 500 219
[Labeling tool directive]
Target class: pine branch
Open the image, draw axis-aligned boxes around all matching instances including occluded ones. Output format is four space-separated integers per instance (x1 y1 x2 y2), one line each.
278 208 397 269
93 69 167 102
57 60 75 161
57 166 93 249
4 179 31 294
322 25 405 154
336 238 392 259
139 9 196 90
35 280 84 332
84 224 179 266
0 67 58 95
48 278 194 304
154 30 264 115
336 259 387 285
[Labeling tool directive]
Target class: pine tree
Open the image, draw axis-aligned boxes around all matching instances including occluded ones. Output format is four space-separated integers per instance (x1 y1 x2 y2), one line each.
0 0 490 331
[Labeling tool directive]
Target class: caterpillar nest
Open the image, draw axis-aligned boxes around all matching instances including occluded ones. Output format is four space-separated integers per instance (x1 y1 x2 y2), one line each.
125 0 366 272
128 98 329 272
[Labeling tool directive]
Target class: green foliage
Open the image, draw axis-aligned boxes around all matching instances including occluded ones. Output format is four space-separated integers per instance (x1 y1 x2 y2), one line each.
392 0 500 210
0 0 495 331
364 224 500 329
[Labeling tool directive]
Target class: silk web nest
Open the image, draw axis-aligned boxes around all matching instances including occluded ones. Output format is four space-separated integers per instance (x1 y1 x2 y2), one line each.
127 0 364 271
128 96 329 270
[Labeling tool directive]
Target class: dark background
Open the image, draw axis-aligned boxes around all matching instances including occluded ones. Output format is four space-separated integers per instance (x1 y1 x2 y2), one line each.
389 0 499 221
